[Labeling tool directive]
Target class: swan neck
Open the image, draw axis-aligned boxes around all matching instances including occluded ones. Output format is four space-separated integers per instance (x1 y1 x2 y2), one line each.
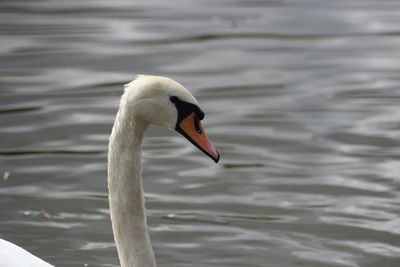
108 108 155 267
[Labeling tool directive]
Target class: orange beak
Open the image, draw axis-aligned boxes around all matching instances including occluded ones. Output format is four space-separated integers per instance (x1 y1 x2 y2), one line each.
177 112 220 163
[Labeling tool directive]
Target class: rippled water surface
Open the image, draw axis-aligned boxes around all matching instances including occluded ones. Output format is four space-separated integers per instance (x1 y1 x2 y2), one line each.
1 1 400 266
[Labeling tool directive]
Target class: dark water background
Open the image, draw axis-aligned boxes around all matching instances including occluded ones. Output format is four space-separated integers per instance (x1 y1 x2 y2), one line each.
1 0 400 266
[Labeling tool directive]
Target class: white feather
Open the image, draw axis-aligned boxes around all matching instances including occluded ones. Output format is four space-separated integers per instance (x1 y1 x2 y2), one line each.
1 76 203 267
0 239 53 267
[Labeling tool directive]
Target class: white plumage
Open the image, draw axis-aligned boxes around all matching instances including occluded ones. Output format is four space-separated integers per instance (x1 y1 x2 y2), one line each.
0 75 219 267
0 238 53 267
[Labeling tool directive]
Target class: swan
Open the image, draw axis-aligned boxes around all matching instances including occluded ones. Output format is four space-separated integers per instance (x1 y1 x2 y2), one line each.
0 75 219 267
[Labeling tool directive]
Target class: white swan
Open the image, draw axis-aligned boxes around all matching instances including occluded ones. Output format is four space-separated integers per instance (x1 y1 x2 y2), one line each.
0 75 219 267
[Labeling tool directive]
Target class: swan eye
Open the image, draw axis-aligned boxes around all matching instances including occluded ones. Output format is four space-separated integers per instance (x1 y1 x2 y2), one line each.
194 116 202 134
169 96 179 103
169 95 205 130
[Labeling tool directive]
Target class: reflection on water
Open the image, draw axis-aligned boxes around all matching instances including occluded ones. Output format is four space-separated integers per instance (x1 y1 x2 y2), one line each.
1 0 400 266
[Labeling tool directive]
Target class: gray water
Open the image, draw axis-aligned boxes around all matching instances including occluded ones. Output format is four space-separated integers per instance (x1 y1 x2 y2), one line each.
1 0 400 266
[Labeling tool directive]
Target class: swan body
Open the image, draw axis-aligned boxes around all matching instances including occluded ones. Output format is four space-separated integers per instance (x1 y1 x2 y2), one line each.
0 239 53 267
0 75 219 267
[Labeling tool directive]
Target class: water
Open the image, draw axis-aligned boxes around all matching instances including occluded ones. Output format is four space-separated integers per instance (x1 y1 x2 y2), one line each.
1 0 400 266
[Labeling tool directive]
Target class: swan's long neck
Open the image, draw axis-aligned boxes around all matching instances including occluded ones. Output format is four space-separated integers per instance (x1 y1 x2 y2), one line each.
107 101 156 267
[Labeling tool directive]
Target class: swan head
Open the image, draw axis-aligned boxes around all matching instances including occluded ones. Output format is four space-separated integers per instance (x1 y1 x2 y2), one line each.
123 75 219 163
